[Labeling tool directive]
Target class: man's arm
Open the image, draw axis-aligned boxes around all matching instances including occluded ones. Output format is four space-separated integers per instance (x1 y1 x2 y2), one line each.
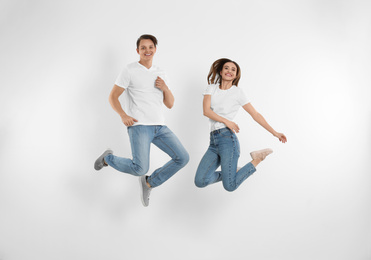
109 84 138 126
155 76 174 109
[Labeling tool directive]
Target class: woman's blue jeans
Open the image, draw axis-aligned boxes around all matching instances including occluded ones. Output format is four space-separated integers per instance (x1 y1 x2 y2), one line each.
105 125 189 188
195 128 256 192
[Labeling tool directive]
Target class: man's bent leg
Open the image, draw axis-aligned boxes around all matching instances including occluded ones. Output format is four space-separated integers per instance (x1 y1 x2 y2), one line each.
105 125 154 176
149 126 189 187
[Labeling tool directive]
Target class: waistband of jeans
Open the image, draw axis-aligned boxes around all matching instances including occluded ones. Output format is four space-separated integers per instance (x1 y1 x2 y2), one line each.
210 127 230 135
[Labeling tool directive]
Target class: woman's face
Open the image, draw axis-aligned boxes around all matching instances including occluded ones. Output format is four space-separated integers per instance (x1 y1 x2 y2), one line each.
136 39 156 61
220 62 237 82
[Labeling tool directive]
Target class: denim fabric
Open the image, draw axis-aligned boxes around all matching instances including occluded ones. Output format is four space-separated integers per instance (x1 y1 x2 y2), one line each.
105 125 189 188
195 127 256 191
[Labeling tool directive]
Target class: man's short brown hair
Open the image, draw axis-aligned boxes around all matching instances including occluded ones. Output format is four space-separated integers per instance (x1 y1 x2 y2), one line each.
136 34 158 49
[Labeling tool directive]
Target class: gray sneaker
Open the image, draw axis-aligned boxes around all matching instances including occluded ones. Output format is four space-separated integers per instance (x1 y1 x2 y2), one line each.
94 149 113 170
250 148 273 161
139 176 152 207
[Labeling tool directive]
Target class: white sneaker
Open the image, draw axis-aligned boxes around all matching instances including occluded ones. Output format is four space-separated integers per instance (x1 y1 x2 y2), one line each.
250 148 273 161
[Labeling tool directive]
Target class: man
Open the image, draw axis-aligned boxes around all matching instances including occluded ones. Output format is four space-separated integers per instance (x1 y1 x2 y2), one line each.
94 34 189 207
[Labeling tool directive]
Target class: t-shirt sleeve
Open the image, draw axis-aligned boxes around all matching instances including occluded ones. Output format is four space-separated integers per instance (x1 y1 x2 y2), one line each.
114 67 130 89
238 88 250 106
203 85 215 95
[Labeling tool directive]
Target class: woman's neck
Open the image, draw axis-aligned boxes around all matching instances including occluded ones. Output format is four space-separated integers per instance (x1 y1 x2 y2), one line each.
219 81 233 90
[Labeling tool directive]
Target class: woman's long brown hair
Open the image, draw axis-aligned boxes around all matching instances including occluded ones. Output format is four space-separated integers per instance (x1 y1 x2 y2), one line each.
207 58 241 86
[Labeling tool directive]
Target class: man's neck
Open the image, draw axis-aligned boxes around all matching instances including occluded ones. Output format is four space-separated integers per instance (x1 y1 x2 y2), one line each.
138 60 152 69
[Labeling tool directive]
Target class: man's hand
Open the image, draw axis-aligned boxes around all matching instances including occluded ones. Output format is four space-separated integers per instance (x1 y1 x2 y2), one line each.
155 76 168 91
121 114 138 127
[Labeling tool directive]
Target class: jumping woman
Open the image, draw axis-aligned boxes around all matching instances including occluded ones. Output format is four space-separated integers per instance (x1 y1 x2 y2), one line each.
195 58 287 192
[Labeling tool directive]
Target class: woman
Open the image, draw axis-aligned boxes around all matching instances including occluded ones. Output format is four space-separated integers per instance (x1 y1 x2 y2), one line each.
195 58 287 192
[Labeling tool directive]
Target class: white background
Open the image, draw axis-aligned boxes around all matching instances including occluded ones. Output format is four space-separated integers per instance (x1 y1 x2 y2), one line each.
1 0 370 259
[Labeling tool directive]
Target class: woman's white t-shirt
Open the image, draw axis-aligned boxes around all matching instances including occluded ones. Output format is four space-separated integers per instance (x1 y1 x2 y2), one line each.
115 62 170 126
203 84 250 132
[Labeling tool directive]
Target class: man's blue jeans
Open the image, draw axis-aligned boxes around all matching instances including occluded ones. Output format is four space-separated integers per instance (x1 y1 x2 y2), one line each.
105 125 189 188
195 128 256 191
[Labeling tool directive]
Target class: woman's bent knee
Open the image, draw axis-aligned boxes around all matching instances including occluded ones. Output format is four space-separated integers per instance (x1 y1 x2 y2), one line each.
223 184 237 192
195 178 207 188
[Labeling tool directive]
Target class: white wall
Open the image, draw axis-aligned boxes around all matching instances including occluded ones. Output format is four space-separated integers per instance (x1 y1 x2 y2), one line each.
1 0 370 259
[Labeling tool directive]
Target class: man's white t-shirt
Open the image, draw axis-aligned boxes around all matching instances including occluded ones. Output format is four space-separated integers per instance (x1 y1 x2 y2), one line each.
203 84 250 132
115 62 169 126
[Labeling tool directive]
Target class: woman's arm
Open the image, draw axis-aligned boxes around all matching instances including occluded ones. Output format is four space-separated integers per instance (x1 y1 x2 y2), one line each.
109 84 138 126
242 103 287 143
203 95 240 133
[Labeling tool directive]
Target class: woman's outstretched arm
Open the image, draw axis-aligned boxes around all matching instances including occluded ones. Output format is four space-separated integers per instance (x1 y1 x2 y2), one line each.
243 103 287 143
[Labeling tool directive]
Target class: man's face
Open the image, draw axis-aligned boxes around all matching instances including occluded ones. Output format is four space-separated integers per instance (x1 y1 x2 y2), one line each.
137 39 156 61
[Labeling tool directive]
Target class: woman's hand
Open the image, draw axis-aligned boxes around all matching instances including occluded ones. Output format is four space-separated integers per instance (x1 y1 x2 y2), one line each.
274 132 287 143
224 120 240 133
121 114 138 127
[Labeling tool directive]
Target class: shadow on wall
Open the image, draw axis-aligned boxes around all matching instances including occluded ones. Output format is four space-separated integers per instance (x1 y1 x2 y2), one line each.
65 47 140 219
